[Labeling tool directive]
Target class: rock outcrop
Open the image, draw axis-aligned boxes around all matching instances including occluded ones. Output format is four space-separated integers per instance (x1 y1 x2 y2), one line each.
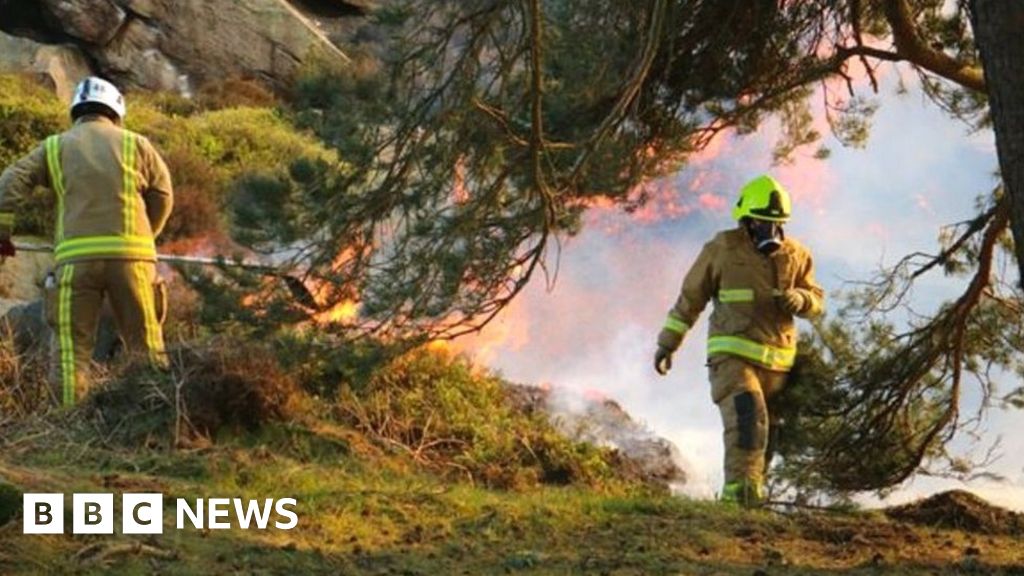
0 0 360 94
0 32 92 101
0 239 52 308
0 240 53 353
40 0 127 46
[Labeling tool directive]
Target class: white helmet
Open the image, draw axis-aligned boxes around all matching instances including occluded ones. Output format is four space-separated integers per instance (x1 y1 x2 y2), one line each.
71 77 126 121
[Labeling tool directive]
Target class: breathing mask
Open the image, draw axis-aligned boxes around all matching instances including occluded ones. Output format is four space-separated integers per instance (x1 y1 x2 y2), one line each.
745 219 784 255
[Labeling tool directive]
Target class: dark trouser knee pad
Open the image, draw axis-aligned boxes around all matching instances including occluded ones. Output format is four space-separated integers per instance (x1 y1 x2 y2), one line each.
734 391 758 450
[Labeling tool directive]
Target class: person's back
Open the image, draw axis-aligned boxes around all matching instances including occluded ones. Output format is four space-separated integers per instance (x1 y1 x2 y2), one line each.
49 115 170 261
0 77 173 406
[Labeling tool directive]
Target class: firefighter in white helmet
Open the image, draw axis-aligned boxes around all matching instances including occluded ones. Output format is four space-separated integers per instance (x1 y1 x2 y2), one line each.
653 175 825 506
0 76 174 407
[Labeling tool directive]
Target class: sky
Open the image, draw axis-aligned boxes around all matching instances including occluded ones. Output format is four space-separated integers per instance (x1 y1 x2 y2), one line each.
453 69 1024 510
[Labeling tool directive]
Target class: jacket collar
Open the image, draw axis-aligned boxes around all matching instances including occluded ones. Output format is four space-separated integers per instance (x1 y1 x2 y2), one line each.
74 115 117 127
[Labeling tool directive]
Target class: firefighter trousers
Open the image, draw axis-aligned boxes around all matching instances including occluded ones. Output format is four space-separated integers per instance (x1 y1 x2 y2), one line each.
44 259 167 407
708 355 788 505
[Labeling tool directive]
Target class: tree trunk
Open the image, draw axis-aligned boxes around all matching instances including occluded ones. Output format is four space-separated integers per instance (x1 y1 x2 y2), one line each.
970 1 1024 289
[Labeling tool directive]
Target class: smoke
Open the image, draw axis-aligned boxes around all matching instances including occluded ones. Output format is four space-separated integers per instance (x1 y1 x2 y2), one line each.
453 205 727 496
539 382 693 494
454 76 1024 510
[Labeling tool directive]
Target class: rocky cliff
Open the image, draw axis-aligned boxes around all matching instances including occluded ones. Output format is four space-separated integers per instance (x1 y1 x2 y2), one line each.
0 0 367 97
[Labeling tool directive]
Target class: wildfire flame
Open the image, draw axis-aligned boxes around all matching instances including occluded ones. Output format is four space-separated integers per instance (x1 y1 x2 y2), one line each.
313 298 359 325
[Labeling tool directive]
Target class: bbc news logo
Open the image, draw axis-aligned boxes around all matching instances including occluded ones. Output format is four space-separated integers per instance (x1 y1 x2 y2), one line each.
23 494 298 534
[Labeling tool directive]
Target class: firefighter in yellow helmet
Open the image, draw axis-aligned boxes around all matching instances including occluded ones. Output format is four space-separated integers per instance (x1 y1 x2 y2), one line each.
654 175 824 506
0 77 173 407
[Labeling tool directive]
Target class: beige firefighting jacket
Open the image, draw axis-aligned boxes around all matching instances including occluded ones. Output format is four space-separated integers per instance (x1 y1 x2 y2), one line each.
657 227 824 371
0 115 173 264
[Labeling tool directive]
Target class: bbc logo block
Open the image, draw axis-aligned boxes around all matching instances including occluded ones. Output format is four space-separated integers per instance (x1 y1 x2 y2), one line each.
22 494 64 535
22 493 298 534
73 493 115 534
24 493 158 535
123 493 164 534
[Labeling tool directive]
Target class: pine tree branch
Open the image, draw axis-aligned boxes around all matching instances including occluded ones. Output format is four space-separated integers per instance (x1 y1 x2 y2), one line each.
569 0 668 179
882 0 986 92
849 0 880 92
909 198 999 280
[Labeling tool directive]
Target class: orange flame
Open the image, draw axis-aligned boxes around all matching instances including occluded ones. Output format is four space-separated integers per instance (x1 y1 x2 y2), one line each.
313 298 359 325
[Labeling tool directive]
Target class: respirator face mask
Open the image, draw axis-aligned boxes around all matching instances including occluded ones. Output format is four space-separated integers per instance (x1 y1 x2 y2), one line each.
746 219 784 255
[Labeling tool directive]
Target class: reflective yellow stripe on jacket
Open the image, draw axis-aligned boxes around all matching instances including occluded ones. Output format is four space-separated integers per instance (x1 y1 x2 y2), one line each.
46 135 67 242
707 335 796 371
718 288 754 303
55 235 156 263
47 132 156 263
122 132 137 236
662 314 689 335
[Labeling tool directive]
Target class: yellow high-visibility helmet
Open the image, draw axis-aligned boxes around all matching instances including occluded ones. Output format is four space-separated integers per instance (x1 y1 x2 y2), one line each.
732 175 791 222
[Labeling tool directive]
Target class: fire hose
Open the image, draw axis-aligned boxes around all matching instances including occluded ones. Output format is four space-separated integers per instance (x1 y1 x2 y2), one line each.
11 241 320 309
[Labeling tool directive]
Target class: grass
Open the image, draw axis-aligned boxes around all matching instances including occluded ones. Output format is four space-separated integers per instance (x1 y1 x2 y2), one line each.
2 341 1024 574
2 307 1021 574
3 415 1024 575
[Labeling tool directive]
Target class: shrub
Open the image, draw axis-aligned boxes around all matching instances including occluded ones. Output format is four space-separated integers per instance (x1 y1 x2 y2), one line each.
86 340 304 448
0 75 65 237
150 107 339 181
197 78 278 111
0 74 64 167
335 347 622 490
0 73 345 247
0 320 51 419
0 479 20 526
274 330 395 399
289 52 387 168
157 147 226 242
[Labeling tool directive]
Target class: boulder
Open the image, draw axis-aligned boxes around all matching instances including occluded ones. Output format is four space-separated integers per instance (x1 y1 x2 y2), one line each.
96 18 184 92
0 239 52 304
338 0 378 11
0 241 53 354
0 32 93 101
3 0 354 92
1 300 49 354
114 0 161 19
140 0 350 86
41 0 127 46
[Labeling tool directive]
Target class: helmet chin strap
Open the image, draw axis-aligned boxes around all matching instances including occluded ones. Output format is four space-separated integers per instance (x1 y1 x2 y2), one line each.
745 219 785 255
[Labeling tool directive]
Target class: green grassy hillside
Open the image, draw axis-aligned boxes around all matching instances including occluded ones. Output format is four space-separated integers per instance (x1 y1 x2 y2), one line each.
3 418 1024 575
3 343 1024 575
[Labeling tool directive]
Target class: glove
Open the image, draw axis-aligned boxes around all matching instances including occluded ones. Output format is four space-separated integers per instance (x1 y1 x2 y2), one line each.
0 237 15 262
654 347 673 375
775 289 807 315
